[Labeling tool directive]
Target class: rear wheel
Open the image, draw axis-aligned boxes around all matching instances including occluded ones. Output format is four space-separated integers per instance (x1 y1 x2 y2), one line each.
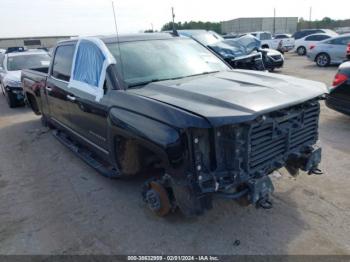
297 46 306 56
0 82 5 96
316 53 330 67
26 92 41 115
41 114 54 129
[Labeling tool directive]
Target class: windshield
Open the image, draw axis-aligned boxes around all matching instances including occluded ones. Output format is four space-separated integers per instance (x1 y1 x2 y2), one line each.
107 38 229 87
7 54 50 71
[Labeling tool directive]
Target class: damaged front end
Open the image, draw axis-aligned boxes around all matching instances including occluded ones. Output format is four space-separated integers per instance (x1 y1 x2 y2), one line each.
142 99 322 216
175 99 322 216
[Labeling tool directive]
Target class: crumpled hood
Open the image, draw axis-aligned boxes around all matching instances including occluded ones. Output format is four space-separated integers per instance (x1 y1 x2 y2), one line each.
209 42 244 58
130 70 328 126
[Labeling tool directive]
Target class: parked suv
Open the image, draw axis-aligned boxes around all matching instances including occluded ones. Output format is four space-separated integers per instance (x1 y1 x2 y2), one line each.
292 29 337 40
0 48 50 107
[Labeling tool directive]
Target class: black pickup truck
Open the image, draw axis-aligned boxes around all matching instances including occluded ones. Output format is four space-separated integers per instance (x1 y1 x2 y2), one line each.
22 33 327 216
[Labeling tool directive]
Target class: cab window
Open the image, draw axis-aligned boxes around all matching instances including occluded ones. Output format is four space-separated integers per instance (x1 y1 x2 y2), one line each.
52 45 75 82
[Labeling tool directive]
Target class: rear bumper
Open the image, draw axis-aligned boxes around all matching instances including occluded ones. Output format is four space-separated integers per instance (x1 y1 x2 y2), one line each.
326 94 350 115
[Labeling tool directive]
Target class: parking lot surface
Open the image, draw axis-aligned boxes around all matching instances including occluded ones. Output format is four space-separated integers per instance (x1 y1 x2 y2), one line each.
0 53 350 255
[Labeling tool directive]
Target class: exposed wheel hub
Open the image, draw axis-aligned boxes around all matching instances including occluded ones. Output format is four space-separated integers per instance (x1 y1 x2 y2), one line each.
145 189 162 211
143 181 171 216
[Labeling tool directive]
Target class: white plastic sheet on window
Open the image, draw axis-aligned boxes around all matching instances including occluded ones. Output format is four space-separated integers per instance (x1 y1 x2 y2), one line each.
68 37 116 101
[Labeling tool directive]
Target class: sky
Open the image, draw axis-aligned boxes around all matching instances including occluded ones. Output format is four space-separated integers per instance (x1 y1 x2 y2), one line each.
0 0 349 38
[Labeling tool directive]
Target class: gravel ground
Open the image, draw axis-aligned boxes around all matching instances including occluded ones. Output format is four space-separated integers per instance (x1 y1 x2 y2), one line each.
0 53 349 255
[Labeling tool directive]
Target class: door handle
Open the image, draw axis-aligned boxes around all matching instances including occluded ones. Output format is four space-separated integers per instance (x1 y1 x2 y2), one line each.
66 94 76 102
46 86 52 91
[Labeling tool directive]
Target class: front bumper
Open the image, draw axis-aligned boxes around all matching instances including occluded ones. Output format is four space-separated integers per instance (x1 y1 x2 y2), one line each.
265 54 284 69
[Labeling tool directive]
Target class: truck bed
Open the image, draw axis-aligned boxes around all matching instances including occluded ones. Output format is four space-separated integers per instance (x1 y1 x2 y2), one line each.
21 67 49 114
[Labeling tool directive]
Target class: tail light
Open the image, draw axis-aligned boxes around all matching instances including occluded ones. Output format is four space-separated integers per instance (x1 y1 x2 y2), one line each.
332 73 348 87
347 43 350 54
309 45 315 50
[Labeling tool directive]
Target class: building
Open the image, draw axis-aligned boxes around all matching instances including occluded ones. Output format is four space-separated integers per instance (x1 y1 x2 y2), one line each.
221 17 298 34
0 35 77 49
335 27 350 34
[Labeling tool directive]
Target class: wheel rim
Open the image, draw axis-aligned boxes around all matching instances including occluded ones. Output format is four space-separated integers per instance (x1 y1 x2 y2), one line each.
298 47 305 55
317 55 328 66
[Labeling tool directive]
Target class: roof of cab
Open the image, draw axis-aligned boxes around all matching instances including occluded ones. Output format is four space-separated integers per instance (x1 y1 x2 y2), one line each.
58 33 182 45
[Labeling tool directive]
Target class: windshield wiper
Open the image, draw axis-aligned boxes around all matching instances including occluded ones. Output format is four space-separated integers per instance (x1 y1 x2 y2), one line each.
128 79 165 88
127 71 220 88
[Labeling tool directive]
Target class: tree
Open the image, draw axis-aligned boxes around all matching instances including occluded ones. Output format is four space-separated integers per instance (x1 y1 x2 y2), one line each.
161 21 222 34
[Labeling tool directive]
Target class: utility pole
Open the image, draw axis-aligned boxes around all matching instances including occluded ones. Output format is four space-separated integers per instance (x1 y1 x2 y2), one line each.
273 8 276 35
171 7 176 32
309 6 312 29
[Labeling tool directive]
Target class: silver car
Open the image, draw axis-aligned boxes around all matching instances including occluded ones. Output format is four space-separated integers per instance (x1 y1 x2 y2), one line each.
307 34 350 67
0 49 50 108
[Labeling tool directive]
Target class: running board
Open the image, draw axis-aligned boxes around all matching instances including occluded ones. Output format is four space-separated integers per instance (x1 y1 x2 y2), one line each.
53 129 121 178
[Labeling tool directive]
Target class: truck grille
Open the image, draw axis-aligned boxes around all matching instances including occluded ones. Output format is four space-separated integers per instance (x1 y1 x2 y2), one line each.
248 101 320 172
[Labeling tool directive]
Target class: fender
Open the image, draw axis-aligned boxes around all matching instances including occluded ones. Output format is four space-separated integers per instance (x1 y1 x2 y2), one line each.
107 107 189 173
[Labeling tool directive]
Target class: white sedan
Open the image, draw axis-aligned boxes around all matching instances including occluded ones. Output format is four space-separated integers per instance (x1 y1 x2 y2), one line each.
294 33 333 56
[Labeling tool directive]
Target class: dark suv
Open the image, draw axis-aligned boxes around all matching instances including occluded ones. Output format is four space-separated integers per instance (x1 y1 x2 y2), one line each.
292 29 337 40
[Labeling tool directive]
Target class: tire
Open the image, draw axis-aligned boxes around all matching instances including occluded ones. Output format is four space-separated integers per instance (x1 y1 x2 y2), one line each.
316 53 330 67
297 46 306 56
6 90 18 108
0 82 6 97
41 114 54 129
26 92 41 115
